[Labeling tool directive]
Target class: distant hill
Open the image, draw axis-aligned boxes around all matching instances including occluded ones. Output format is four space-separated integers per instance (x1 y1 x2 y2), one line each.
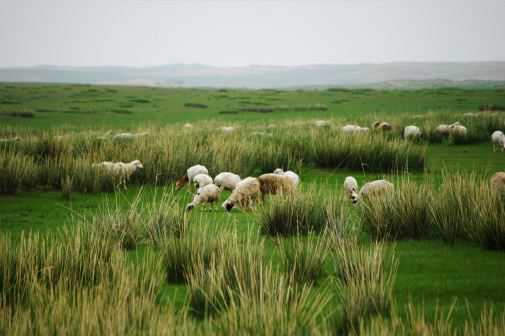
1 62 505 89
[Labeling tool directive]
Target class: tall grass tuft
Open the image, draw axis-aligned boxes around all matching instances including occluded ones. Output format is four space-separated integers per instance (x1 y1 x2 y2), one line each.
258 191 346 236
0 152 38 194
332 238 398 334
279 235 330 284
360 180 433 240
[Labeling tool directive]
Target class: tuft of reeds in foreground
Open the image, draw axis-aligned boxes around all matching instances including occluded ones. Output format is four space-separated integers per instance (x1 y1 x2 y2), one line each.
258 191 347 236
332 237 398 334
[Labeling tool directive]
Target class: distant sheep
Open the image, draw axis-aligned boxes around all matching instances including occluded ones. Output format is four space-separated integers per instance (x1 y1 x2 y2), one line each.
314 120 331 127
343 176 359 204
214 172 241 191
491 172 505 192
222 177 261 212
93 160 144 179
435 124 450 137
491 131 505 152
183 123 193 128
448 122 467 137
112 132 148 142
220 126 236 133
404 125 422 140
0 137 20 144
186 184 220 211
192 174 213 189
273 168 300 187
373 121 392 131
258 173 296 196
176 164 209 190
341 125 369 134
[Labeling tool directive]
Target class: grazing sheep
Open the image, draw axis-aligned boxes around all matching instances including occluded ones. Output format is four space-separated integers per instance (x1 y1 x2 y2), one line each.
251 131 273 137
214 172 241 191
359 179 394 199
341 125 369 134
403 125 422 140
273 168 300 187
112 132 148 142
176 164 209 190
183 123 193 128
193 174 213 189
0 137 20 143
258 173 295 196
186 184 221 211
343 176 359 204
490 172 505 192
448 122 467 137
222 177 261 212
314 120 331 127
491 131 505 152
373 121 392 131
435 124 450 136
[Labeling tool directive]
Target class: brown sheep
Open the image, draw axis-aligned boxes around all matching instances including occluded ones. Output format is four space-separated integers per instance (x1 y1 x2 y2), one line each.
491 172 505 192
373 121 392 131
258 173 295 196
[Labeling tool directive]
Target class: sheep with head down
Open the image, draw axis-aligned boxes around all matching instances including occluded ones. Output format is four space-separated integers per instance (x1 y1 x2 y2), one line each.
404 125 422 141
186 184 221 211
222 177 261 212
373 121 392 131
192 174 213 189
343 177 393 203
491 131 505 152
176 164 208 190
341 125 369 134
343 176 359 204
258 173 296 196
491 172 505 193
93 160 144 178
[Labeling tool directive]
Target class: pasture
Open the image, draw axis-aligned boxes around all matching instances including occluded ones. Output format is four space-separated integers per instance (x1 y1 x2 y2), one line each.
1 83 505 335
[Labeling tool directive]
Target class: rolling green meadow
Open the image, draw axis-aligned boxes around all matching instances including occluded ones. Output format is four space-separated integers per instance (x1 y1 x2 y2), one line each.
1 83 505 334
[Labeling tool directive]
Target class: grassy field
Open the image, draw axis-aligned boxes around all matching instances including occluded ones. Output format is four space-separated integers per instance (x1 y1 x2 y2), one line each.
1 83 505 334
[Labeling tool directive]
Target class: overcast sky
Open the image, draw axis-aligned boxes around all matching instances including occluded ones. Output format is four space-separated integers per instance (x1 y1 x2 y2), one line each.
1 0 504 67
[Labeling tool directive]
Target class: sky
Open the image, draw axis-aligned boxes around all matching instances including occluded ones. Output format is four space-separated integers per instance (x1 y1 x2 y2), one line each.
1 0 504 68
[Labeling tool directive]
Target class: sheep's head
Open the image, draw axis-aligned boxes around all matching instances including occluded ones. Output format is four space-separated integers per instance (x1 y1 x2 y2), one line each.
132 160 144 169
175 175 189 190
185 204 194 212
350 190 359 204
222 200 234 212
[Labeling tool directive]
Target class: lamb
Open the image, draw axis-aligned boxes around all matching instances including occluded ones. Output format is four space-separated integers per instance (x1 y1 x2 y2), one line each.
373 121 392 131
176 164 209 190
491 131 505 152
403 125 422 140
222 177 261 212
214 172 241 191
192 173 213 189
490 172 505 192
186 184 221 211
341 125 369 134
258 173 296 196
343 176 359 204
273 168 300 187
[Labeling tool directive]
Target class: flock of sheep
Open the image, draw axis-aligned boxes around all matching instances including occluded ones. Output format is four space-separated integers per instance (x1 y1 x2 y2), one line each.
174 165 300 212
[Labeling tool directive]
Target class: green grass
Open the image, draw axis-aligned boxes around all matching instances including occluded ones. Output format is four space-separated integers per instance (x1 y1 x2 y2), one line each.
1 84 505 333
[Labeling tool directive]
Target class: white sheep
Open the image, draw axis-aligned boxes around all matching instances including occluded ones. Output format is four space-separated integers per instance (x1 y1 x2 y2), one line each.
341 125 369 134
448 122 467 137
273 168 300 187
183 123 193 128
373 121 392 131
435 124 450 136
112 132 148 142
220 126 236 133
93 160 144 179
176 164 209 190
343 176 359 204
186 184 221 211
491 131 505 152
222 177 261 212
314 120 331 127
403 125 422 140
359 180 394 199
214 172 242 191
192 173 213 189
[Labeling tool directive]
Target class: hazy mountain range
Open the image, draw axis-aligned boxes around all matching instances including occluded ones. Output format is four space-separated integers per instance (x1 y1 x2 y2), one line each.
1 62 505 89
